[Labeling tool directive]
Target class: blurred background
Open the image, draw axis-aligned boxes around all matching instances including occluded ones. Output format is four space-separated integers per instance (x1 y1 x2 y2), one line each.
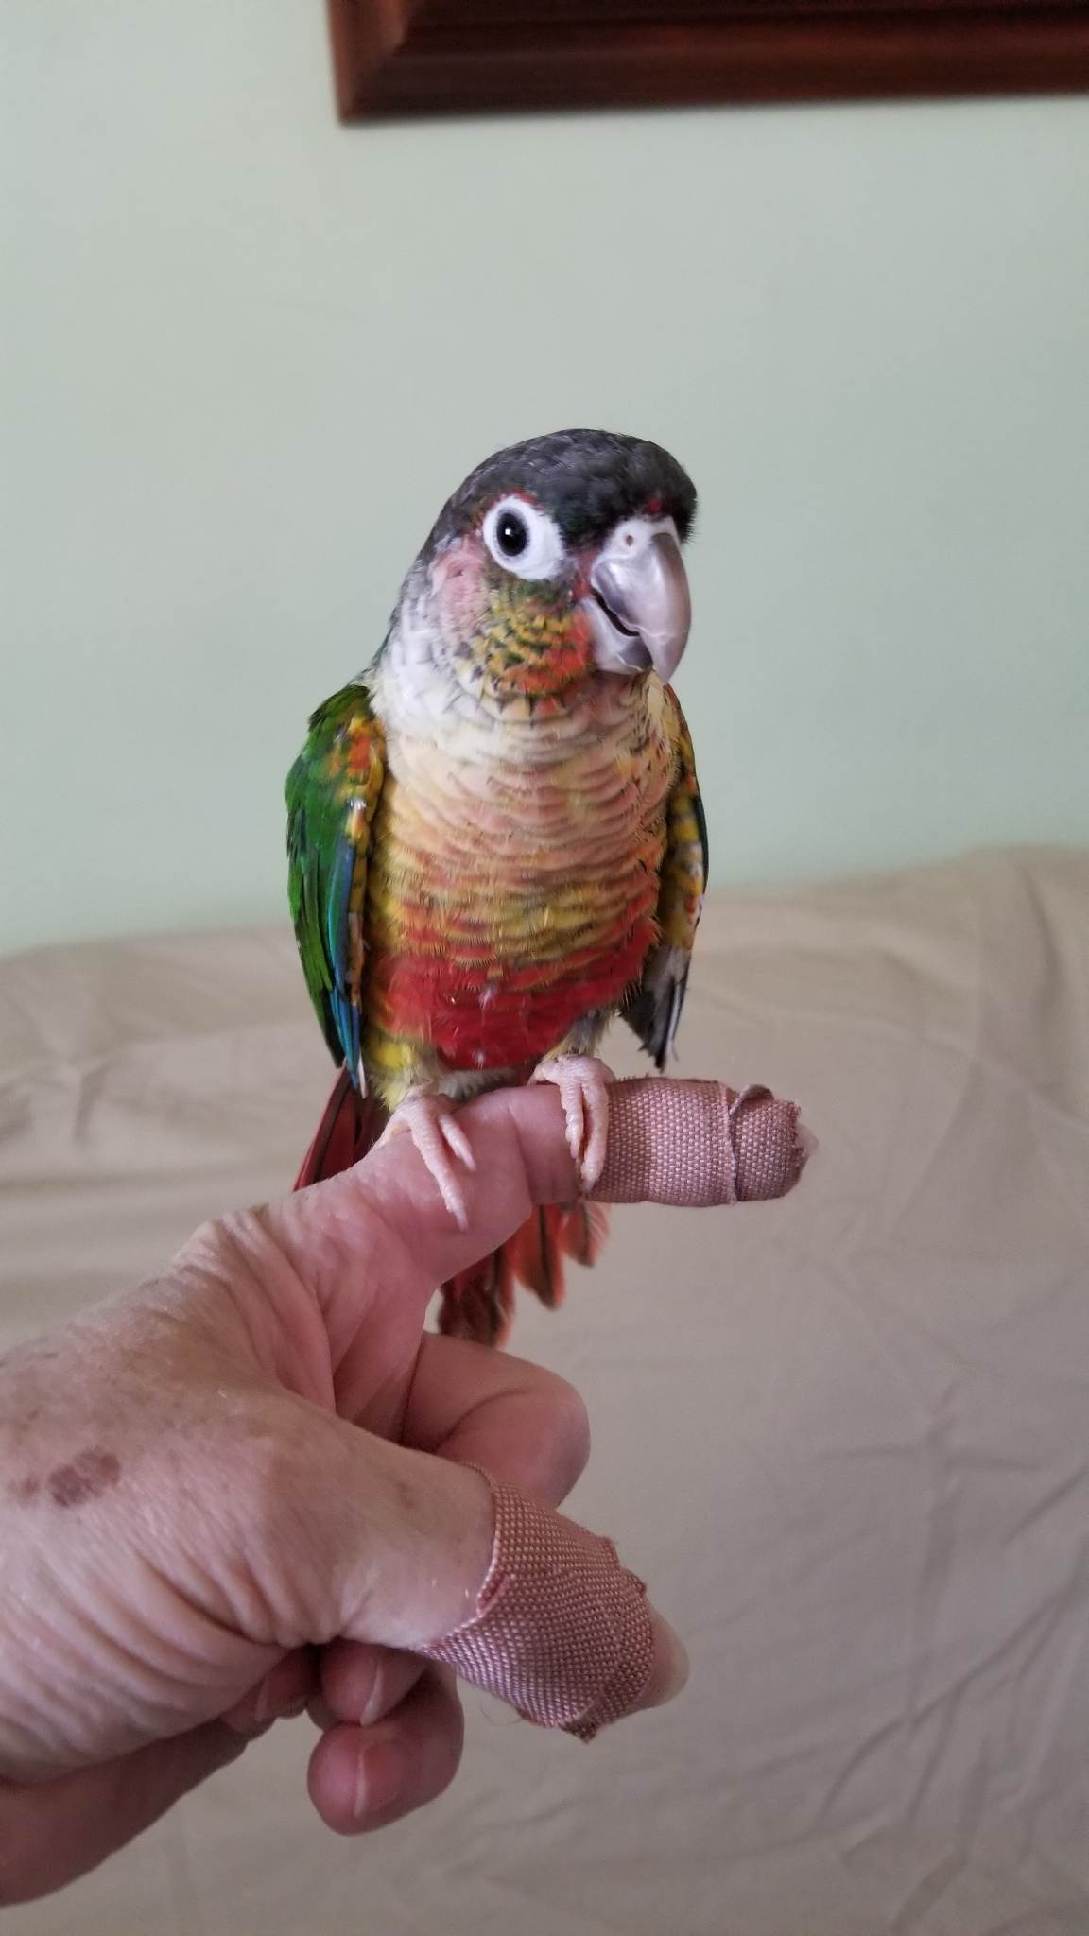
3 0 1088 954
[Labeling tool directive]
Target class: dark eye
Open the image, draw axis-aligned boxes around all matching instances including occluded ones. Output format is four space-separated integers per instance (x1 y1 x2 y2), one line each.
495 510 528 557
483 497 565 578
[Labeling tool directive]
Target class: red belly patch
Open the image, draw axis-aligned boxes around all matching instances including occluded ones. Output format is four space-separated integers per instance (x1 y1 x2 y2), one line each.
370 914 657 1069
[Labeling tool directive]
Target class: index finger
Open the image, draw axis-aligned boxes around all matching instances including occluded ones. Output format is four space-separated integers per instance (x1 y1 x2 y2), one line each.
259 1084 577 1361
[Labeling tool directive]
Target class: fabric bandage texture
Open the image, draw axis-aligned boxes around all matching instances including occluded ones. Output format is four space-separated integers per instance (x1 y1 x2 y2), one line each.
421 1469 654 1742
590 1077 807 1207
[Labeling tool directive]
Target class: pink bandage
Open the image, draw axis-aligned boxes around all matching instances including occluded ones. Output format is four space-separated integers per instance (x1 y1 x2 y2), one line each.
421 1469 654 1742
590 1077 808 1207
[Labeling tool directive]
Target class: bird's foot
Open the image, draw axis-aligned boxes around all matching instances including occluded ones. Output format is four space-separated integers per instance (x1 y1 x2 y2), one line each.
529 1055 613 1194
377 1093 475 1230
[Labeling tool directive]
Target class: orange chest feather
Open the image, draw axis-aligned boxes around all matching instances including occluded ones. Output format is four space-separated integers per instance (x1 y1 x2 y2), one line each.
365 722 675 1067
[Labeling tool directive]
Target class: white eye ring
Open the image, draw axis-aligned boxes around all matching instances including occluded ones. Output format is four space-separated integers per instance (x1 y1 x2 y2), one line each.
482 496 566 581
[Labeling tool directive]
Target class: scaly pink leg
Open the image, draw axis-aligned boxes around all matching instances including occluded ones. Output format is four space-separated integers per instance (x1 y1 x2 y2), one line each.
530 1055 613 1194
376 1093 476 1230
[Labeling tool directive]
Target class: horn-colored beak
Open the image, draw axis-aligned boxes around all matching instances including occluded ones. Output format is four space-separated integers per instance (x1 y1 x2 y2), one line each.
584 524 691 684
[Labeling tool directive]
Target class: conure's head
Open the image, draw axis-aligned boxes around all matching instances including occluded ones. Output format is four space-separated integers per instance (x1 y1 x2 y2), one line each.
393 428 696 713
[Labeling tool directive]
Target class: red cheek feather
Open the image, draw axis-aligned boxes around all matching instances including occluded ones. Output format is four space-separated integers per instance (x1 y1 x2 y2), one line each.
433 535 491 629
432 535 483 588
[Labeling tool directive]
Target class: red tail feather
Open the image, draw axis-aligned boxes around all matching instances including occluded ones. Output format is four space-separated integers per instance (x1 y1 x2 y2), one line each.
440 1246 516 1348
441 1200 610 1347
293 1069 388 1188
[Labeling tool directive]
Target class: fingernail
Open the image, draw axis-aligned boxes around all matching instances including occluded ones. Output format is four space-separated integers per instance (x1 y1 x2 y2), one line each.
353 1729 409 1822
635 1612 690 1713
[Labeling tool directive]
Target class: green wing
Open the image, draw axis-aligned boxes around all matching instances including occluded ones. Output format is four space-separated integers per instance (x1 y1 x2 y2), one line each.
623 685 708 1069
286 681 386 1084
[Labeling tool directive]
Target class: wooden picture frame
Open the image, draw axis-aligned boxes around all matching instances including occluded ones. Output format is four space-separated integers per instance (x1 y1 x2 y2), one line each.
326 0 1089 120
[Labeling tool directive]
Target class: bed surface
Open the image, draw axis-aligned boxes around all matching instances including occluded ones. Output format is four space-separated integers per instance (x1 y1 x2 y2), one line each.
2 846 1087 1936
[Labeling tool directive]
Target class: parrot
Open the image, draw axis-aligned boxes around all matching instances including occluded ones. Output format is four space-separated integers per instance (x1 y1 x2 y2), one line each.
287 428 707 1346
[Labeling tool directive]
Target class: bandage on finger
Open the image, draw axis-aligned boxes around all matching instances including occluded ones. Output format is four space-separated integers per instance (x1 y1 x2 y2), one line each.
420 1468 654 1742
589 1077 810 1207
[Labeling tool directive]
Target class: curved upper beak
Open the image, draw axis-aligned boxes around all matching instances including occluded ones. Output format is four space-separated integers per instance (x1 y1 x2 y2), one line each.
584 522 691 684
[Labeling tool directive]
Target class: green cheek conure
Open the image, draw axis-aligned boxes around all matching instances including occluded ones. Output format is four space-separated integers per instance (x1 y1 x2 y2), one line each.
287 428 707 1344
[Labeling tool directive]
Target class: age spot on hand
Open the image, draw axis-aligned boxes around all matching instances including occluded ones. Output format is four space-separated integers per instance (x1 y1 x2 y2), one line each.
46 1447 121 1509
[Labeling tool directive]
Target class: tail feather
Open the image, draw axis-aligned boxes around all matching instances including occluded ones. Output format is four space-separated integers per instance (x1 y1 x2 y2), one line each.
505 1206 557 1307
441 1200 610 1347
555 1198 609 1271
440 1246 516 1348
293 1068 387 1188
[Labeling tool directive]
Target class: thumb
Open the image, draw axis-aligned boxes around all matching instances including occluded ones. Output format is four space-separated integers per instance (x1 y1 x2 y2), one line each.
290 1425 686 1741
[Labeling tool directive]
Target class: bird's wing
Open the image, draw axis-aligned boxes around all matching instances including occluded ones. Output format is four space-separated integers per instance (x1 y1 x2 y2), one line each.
622 685 708 1070
286 680 386 1083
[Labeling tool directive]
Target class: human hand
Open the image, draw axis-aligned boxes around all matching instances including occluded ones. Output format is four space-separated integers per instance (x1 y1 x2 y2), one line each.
0 1083 686 1905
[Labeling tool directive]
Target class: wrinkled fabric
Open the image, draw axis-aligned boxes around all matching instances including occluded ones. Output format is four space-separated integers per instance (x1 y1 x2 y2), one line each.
590 1077 806 1206
1 846 1087 1936
423 1470 654 1742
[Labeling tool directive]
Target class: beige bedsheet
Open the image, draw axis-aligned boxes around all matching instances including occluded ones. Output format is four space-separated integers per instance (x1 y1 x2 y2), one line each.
1 847 1087 1936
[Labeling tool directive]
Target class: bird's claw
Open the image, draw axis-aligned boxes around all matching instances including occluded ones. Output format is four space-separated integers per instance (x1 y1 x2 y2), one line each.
530 1054 613 1195
378 1094 475 1230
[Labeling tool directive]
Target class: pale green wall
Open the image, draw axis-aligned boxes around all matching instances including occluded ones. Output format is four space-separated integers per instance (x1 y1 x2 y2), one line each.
4 3 1088 952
